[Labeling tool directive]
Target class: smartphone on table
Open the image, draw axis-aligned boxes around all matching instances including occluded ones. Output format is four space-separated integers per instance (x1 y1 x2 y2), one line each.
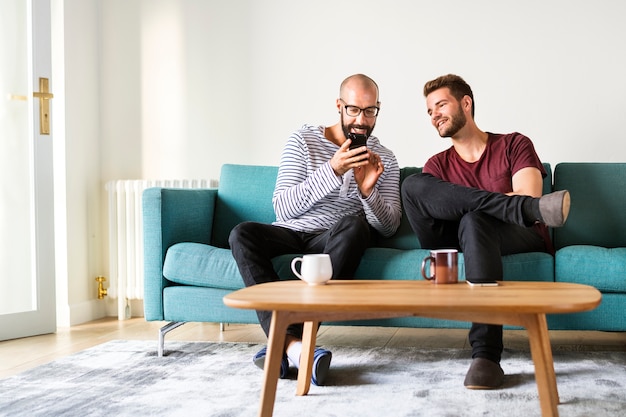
466 280 499 287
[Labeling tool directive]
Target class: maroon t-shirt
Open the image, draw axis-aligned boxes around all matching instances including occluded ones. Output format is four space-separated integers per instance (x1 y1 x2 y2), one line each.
423 132 546 192
423 132 552 253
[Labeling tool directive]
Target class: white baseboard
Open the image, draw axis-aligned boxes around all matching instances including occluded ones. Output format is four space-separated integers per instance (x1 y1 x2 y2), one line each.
57 299 144 327
104 298 145 320
58 299 107 327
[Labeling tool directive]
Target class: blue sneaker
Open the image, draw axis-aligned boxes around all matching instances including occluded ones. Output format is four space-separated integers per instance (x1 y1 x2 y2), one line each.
253 346 289 379
311 347 332 386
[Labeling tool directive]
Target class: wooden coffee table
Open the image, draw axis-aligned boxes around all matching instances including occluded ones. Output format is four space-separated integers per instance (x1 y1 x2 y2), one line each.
223 280 601 417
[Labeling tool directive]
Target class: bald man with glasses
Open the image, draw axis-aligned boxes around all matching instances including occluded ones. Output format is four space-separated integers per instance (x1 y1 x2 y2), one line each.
229 74 401 386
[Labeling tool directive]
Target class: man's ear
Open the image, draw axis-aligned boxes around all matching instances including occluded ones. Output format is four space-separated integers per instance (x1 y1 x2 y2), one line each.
462 95 473 114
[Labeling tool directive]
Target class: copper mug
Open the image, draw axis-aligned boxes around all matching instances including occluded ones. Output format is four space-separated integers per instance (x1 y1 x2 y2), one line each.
421 249 458 284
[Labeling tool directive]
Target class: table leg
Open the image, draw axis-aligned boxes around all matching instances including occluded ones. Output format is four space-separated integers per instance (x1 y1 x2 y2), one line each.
296 320 319 396
258 311 288 417
523 313 560 417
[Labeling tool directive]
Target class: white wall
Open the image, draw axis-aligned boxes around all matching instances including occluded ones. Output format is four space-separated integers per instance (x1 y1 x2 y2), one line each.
59 0 626 323
54 0 104 325
100 0 626 180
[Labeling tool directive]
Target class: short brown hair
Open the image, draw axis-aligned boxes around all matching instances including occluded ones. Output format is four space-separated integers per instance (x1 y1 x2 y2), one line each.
423 74 474 117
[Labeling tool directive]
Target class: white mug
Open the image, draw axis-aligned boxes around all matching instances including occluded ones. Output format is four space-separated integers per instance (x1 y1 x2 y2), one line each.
290 254 333 285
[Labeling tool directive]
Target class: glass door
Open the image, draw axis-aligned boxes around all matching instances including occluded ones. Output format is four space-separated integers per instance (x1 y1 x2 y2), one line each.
0 0 56 340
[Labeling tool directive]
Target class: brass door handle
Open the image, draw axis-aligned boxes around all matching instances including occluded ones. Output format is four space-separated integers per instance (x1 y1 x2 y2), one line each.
35 78 53 134
7 78 53 134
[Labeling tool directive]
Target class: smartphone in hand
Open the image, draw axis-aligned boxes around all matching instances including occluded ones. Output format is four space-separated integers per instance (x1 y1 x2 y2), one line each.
348 133 368 151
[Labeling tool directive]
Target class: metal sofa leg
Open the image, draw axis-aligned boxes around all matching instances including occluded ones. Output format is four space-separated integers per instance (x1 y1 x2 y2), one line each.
158 321 186 357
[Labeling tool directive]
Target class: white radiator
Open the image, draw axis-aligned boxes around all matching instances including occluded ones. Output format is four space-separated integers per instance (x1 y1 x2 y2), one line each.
106 179 218 320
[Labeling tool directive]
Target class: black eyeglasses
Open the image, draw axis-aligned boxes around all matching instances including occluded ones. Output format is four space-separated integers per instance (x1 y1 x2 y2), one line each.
340 98 380 118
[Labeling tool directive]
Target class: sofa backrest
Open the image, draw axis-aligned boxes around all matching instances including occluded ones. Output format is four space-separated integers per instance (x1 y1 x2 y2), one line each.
212 163 553 250
542 163 552 196
553 162 626 249
212 164 278 248
377 167 422 249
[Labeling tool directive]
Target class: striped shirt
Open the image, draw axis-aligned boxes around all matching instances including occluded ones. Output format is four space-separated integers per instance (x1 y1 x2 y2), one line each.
272 124 401 237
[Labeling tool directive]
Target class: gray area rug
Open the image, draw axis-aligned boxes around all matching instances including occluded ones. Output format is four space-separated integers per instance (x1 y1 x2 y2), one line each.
0 340 624 417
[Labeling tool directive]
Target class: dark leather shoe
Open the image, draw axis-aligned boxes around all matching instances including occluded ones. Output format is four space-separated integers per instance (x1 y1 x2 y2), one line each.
463 358 504 390
538 190 570 227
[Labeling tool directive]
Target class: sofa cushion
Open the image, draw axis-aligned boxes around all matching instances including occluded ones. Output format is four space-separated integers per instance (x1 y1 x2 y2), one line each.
212 164 278 249
553 163 626 249
356 249 554 282
548 292 626 331
164 242 554 292
376 167 422 250
164 242 244 290
355 248 431 279
209 164 553 252
555 245 626 293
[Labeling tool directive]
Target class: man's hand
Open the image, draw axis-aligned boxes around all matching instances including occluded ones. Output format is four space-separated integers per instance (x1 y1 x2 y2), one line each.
330 139 383 198
354 150 384 198
330 139 370 176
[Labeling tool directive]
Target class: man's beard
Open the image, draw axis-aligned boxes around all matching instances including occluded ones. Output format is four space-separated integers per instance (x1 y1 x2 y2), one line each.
438 108 466 138
341 113 375 139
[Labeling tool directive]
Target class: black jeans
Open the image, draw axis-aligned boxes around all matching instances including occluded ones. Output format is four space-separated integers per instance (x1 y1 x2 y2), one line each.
228 215 371 339
401 174 547 363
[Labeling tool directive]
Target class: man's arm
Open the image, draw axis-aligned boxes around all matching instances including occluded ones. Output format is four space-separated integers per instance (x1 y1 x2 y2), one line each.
508 166 543 197
507 133 545 198
273 133 341 221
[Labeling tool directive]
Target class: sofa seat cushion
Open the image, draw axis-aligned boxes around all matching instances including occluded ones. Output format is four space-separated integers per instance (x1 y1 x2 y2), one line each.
164 243 244 290
356 248 435 280
499 252 555 282
279 250 553 282
164 243 302 290
164 242 554 290
275 248 438 281
555 245 626 293
354 249 553 282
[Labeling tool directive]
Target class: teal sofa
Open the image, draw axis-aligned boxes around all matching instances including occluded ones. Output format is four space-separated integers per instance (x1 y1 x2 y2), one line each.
549 163 626 331
143 163 625 353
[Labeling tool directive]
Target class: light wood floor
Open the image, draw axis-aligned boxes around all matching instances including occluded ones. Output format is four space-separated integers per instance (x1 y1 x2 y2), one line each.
1 318 625 379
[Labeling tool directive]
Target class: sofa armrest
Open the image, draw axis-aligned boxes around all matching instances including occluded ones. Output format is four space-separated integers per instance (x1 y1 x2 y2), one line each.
142 187 218 320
